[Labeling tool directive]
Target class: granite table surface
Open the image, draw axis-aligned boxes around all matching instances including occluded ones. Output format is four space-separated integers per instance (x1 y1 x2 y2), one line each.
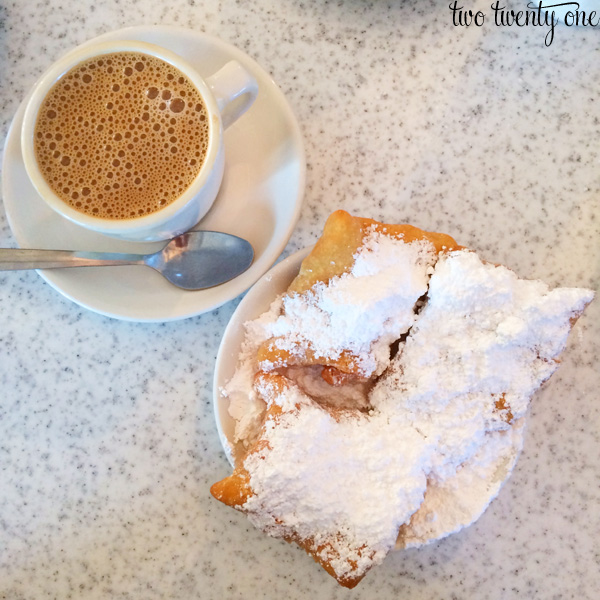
1 1 599 598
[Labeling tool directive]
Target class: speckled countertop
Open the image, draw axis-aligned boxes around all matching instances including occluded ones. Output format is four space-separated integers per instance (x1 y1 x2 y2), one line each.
1 1 599 598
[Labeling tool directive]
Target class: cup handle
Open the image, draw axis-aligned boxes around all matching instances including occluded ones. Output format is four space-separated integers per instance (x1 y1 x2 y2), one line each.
206 61 258 129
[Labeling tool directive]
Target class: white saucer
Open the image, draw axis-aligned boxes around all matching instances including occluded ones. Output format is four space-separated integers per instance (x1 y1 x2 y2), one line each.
1 26 305 322
213 247 310 465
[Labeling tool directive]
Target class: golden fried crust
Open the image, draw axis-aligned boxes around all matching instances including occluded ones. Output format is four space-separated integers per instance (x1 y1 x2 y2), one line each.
494 393 514 424
210 469 253 507
291 535 370 589
211 470 370 588
288 210 461 294
256 340 362 375
320 365 369 386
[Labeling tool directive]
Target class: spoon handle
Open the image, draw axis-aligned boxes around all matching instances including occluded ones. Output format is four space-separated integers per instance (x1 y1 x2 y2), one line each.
0 248 146 271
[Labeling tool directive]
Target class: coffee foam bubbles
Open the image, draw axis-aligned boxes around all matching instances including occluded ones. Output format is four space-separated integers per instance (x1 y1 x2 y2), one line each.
34 52 210 219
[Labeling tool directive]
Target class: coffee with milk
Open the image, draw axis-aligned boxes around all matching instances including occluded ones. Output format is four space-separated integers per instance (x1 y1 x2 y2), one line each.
34 52 210 220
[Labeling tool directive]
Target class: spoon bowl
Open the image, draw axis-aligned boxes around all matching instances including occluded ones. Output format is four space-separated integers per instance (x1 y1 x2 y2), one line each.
0 230 254 291
146 231 255 290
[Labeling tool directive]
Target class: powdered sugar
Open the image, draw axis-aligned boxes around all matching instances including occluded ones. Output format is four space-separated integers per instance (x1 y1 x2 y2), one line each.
397 418 526 549
226 231 437 445
222 234 594 582
262 232 437 376
223 296 284 445
372 251 594 484
243 400 429 577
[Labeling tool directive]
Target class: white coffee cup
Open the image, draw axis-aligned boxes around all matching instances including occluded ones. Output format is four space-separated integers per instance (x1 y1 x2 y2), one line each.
21 40 258 242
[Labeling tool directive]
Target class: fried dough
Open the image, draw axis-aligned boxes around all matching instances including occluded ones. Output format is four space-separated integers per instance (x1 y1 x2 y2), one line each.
257 210 461 377
212 212 594 588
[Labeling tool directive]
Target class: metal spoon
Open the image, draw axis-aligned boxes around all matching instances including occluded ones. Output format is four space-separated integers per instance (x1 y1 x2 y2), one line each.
0 231 254 290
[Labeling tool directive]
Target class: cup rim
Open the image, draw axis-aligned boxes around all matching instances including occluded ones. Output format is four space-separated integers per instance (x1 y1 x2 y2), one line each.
21 39 222 234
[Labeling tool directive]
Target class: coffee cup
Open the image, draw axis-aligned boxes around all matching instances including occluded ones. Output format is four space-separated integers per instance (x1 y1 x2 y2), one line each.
21 40 258 242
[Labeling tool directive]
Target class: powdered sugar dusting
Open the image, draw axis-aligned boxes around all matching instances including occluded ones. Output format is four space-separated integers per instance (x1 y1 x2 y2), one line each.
222 236 594 583
242 401 429 578
397 418 526 549
262 232 437 376
223 296 284 445
226 232 438 445
372 251 594 483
